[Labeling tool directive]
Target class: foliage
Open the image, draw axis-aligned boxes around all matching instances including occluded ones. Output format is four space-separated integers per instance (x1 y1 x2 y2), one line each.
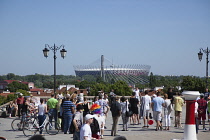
7 81 29 92
111 81 132 96
0 95 7 105
181 76 205 92
0 73 208 95
16 89 30 96
6 94 16 102
149 72 156 88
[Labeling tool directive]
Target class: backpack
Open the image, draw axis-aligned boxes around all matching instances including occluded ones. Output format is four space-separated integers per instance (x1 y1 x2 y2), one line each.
90 118 100 134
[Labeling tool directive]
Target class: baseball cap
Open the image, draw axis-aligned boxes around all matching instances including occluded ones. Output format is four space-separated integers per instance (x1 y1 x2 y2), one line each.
19 93 23 96
85 114 94 121
200 93 204 97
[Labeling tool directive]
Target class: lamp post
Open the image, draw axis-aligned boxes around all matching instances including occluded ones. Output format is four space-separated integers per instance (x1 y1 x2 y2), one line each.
198 47 210 88
43 44 67 96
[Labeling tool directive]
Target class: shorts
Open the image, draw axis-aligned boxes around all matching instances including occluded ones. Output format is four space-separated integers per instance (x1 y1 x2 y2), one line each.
131 107 139 114
198 113 206 120
92 133 100 139
153 111 161 121
175 111 182 116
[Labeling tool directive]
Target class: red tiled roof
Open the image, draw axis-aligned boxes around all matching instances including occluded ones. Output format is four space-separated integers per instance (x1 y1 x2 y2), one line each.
4 80 17 84
3 80 29 85
0 92 15 97
30 88 42 92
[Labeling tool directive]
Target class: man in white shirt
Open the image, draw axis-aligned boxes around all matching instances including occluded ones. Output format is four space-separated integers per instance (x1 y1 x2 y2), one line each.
80 114 94 140
140 90 151 127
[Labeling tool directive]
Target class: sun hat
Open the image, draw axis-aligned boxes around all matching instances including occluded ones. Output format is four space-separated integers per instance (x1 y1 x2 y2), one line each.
90 103 101 114
85 114 94 121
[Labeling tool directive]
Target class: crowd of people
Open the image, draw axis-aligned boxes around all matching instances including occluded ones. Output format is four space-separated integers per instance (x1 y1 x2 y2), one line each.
6 87 210 140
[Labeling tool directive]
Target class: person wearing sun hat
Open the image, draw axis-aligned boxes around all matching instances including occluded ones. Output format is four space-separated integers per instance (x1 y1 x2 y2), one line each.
90 103 105 139
80 114 95 140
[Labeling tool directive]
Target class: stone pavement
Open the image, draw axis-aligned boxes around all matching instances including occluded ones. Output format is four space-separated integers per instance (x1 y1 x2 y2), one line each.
0 104 209 140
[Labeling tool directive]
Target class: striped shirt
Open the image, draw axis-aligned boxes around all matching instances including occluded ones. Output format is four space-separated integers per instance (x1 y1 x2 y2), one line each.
62 100 74 115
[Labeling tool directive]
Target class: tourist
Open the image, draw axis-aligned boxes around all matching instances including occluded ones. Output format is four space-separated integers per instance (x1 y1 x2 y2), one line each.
57 98 63 129
163 94 172 130
57 92 64 100
110 96 121 136
140 90 151 128
167 88 174 105
197 93 207 130
97 95 109 137
129 92 140 125
61 94 75 134
93 96 99 104
90 103 103 139
73 104 84 140
133 87 140 101
204 88 210 101
16 93 24 118
120 96 129 131
82 97 90 119
80 114 94 140
151 91 165 131
38 98 47 135
47 94 58 130
7 101 13 118
21 97 34 123
174 92 184 128
109 89 116 105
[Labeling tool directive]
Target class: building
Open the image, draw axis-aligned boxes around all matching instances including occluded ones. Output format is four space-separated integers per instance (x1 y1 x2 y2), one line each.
74 55 151 84
0 80 34 93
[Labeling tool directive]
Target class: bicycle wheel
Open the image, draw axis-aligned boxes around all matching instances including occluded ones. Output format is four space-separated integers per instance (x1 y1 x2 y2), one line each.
46 121 59 135
11 118 22 131
22 121 38 137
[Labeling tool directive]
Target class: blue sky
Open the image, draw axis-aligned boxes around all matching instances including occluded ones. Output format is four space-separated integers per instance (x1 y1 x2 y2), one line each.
0 0 210 77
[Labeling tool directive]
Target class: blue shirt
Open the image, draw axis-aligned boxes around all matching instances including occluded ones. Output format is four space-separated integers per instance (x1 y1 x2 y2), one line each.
152 97 164 112
62 100 74 115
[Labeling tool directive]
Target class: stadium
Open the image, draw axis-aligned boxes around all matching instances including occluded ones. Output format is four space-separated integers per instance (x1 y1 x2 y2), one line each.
74 55 151 84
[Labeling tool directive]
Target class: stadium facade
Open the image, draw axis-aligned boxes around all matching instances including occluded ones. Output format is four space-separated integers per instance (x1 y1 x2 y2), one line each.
74 55 151 84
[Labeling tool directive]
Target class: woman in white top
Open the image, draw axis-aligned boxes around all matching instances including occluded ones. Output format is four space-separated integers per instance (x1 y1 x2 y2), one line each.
164 94 172 130
38 98 47 134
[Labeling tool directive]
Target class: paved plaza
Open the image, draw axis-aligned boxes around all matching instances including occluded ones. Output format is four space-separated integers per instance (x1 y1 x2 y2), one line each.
0 104 209 140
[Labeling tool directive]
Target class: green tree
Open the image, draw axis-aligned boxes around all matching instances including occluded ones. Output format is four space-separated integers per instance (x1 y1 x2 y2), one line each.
111 81 132 96
16 89 30 96
6 94 16 102
149 72 156 89
0 95 7 105
7 81 29 92
181 76 205 92
7 73 16 80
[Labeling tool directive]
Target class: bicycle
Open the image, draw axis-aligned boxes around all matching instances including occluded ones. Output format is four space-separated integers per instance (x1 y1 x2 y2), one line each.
11 111 36 131
23 113 59 137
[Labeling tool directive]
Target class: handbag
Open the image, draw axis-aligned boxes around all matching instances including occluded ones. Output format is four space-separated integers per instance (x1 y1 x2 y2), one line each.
125 101 133 117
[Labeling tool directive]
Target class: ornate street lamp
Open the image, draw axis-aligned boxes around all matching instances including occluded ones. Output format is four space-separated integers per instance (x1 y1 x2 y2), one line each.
198 47 209 88
43 44 67 96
